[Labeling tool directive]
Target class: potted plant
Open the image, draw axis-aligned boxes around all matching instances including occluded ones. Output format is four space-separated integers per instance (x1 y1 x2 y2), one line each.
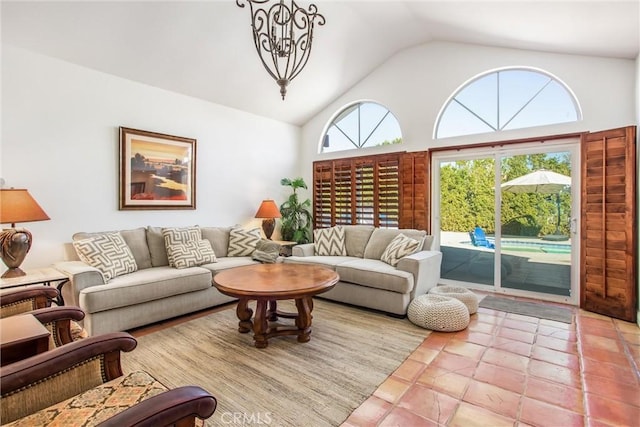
279 177 313 244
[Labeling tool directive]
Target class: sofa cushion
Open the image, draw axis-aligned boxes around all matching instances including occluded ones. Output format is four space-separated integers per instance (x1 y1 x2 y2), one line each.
227 227 261 256
73 227 152 270
363 228 427 260
146 226 169 267
336 259 414 294
201 226 231 257
313 226 347 256
73 232 138 282
167 239 217 269
202 257 260 274
380 233 421 266
342 225 375 258
162 226 201 267
79 266 212 313
284 255 360 270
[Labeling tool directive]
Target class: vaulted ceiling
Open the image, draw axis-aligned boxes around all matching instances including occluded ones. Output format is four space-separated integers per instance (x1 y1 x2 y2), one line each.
3 1 638 126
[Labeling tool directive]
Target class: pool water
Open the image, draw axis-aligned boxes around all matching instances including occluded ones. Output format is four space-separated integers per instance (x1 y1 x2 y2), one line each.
501 240 571 254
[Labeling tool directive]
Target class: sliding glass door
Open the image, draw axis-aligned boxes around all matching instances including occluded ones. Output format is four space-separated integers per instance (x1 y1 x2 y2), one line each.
433 140 579 304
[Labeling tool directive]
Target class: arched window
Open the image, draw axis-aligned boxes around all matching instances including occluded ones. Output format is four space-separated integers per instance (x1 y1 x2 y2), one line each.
435 67 581 139
321 101 402 153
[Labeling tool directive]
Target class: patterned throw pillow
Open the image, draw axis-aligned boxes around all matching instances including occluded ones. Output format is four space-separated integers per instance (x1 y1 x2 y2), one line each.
73 232 138 282
380 233 421 267
167 240 217 269
162 227 201 267
227 227 261 257
313 226 347 256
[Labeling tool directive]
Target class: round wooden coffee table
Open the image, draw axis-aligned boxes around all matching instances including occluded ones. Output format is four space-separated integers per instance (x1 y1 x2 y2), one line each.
213 263 338 348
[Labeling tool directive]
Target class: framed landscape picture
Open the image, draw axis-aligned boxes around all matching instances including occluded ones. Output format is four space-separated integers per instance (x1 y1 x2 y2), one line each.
119 127 196 210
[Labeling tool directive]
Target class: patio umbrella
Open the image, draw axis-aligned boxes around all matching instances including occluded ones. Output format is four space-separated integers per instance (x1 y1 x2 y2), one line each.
501 169 571 235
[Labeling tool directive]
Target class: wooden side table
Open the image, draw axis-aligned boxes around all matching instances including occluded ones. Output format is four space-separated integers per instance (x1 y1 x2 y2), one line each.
0 267 69 306
0 314 51 366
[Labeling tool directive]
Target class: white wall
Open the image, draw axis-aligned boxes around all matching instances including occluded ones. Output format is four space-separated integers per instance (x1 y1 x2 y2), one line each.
1 46 301 270
302 41 637 179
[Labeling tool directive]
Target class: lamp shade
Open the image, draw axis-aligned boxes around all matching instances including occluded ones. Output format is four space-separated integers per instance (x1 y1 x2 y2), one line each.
254 200 281 219
0 189 50 226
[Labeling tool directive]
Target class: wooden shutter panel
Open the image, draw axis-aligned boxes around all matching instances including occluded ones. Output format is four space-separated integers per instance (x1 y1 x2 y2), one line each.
580 126 637 322
377 157 400 228
333 161 353 226
355 160 375 225
400 151 430 231
313 163 332 229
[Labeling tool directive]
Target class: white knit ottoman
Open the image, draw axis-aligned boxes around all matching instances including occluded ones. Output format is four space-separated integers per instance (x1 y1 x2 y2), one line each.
407 294 470 332
428 286 479 314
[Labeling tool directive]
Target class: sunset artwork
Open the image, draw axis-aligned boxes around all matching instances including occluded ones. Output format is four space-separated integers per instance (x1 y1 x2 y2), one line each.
119 127 196 210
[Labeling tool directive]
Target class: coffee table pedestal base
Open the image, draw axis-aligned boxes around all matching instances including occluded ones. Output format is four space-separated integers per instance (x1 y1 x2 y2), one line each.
236 298 314 348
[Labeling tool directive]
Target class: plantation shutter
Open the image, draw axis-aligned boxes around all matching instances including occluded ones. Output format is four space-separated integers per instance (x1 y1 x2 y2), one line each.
580 126 637 322
399 151 430 231
313 152 428 230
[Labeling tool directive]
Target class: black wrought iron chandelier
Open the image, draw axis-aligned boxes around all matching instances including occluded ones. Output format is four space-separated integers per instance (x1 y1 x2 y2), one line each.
236 0 325 100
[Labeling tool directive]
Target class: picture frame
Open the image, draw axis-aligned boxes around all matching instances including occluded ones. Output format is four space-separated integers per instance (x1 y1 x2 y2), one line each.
119 127 196 210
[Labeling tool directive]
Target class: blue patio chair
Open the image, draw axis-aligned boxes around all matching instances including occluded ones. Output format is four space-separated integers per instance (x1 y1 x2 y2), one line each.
469 226 495 249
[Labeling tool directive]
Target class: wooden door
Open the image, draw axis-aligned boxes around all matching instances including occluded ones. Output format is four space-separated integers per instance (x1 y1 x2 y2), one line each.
581 126 637 322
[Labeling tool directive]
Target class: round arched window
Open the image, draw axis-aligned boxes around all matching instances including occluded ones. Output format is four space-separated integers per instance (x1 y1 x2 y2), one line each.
321 101 402 153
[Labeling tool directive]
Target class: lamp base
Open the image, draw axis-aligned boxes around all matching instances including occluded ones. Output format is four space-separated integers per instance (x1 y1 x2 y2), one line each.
262 218 276 240
0 228 32 278
1 267 26 278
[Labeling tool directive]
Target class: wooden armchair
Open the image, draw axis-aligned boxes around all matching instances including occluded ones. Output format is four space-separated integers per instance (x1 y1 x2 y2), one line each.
1 332 217 426
0 286 87 350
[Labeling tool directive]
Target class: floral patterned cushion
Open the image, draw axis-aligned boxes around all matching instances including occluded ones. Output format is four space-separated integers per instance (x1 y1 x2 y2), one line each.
6 371 172 426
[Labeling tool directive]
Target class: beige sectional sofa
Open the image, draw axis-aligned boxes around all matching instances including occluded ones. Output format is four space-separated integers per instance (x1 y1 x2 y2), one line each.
283 225 442 316
54 226 260 336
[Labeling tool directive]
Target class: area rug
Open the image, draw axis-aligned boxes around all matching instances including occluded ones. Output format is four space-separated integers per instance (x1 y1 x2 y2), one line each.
479 295 573 323
122 299 429 426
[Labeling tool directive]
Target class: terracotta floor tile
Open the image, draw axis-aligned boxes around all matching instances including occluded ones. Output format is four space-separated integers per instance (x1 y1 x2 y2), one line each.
583 373 640 407
491 336 533 357
473 361 527 394
585 393 640 426
580 345 631 365
397 384 459 424
525 376 583 413
482 347 530 372
577 310 613 321
408 346 440 365
497 326 535 344
421 332 454 350
578 315 615 330
581 358 637 385
454 330 494 346
416 365 471 399
448 402 515 427
393 359 426 382
621 332 640 346
477 307 507 318
444 340 486 360
378 406 438 427
474 313 503 325
539 318 575 330
462 379 521 419
531 345 580 369
537 325 577 341
586 417 620 427
432 351 479 375
520 397 584 426
534 334 578 354
528 359 581 388
501 318 539 333
581 333 624 352
505 312 539 324
344 395 392 426
467 321 498 335
614 320 640 334
580 325 620 339
374 376 412 404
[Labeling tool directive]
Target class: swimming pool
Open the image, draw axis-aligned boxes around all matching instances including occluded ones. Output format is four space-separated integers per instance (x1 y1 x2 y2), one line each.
465 239 572 254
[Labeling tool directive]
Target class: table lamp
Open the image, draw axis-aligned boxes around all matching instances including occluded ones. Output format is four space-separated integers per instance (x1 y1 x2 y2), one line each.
0 189 50 278
254 199 281 240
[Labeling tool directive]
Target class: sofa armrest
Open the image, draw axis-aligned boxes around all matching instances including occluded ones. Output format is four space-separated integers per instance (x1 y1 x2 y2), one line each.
54 261 106 307
397 250 443 299
98 386 217 427
292 243 315 257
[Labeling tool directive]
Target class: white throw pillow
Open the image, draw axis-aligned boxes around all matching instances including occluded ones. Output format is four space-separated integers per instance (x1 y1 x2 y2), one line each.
227 227 261 257
168 240 217 269
162 226 201 267
73 232 138 281
313 227 347 256
380 233 421 266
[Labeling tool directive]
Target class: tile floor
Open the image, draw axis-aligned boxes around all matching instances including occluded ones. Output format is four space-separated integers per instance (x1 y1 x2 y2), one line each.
342 299 640 427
